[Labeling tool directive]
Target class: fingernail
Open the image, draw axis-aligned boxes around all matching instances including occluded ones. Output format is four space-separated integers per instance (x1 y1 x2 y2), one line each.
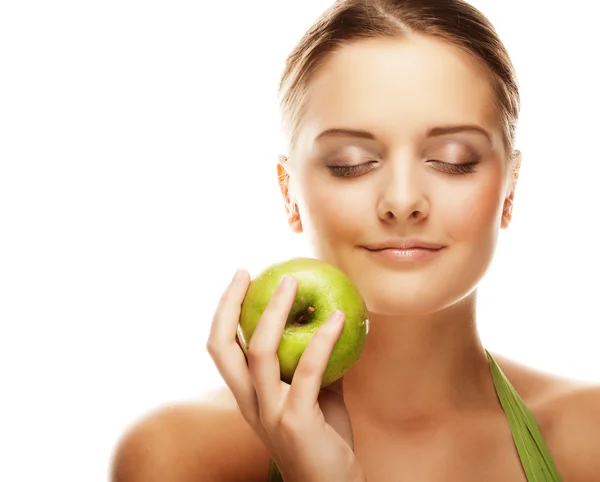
330 310 345 326
232 269 244 281
280 275 297 290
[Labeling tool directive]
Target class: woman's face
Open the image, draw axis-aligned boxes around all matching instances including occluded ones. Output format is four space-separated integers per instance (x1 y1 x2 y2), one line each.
281 35 518 316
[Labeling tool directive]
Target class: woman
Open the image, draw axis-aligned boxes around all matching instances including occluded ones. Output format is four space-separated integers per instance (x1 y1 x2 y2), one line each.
111 1 600 481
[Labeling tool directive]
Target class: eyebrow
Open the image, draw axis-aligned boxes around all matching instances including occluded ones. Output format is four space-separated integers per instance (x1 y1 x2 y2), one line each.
315 128 376 142
315 127 376 141
426 124 492 142
314 124 492 143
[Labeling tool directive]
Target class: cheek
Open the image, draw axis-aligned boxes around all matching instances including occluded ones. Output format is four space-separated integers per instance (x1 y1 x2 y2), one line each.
441 172 504 242
297 175 368 246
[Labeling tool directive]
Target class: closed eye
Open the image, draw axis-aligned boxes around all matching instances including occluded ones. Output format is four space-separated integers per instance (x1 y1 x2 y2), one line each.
327 161 378 177
428 160 479 174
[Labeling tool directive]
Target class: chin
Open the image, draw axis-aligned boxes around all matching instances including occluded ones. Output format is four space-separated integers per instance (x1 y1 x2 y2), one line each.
360 285 465 317
364 290 474 318
343 258 485 318
315 245 491 317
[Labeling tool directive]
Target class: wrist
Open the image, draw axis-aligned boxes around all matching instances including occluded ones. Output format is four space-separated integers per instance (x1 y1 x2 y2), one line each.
283 467 365 482
278 450 365 482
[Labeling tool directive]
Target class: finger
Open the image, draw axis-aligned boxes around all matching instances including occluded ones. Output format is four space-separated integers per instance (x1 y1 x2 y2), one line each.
208 269 249 353
287 310 345 411
206 269 257 416
246 275 298 413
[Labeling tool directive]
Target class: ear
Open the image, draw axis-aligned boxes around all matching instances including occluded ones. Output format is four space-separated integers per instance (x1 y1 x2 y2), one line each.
501 150 522 229
277 155 303 233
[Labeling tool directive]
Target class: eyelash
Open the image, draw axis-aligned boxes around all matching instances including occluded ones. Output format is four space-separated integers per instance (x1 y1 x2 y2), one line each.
326 160 378 177
429 160 479 175
328 164 370 177
327 160 479 177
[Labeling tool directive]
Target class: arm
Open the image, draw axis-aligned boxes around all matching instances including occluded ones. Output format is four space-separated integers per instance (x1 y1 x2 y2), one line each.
110 401 272 482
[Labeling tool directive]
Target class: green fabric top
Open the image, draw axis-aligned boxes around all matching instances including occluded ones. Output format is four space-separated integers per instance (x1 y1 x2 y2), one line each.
486 349 561 481
268 350 562 481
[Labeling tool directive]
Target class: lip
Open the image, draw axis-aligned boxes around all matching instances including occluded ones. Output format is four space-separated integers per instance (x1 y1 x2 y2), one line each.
363 239 445 251
361 239 445 263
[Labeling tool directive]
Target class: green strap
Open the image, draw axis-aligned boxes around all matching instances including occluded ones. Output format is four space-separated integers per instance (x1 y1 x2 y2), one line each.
268 351 562 481
268 460 284 482
486 349 562 481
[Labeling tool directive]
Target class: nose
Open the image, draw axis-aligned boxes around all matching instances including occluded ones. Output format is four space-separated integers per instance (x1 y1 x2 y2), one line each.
376 155 430 224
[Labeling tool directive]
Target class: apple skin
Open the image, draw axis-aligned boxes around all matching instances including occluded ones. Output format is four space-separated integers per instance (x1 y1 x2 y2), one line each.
237 257 369 387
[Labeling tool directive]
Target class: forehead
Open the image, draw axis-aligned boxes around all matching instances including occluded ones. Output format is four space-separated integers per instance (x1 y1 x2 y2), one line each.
297 35 502 150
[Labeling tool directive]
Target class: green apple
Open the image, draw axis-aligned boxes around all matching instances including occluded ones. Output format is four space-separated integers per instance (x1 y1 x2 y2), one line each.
237 257 369 387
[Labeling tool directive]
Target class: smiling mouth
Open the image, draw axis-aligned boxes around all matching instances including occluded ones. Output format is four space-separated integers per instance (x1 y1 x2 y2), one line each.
362 246 444 262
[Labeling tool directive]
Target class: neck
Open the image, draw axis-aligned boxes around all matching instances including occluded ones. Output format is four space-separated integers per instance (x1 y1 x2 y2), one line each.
344 292 496 427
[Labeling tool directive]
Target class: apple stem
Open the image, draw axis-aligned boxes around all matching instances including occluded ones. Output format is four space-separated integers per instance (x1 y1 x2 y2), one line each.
294 306 315 324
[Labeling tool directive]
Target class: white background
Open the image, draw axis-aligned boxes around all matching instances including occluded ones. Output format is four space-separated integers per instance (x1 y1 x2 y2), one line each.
1 1 599 481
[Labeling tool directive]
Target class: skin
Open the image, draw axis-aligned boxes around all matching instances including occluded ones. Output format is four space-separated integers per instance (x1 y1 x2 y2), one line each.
111 35 600 482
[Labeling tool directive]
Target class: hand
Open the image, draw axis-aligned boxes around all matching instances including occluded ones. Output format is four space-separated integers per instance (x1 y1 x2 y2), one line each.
207 269 365 482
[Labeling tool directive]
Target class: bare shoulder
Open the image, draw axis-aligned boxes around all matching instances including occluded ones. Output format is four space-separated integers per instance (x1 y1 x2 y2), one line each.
110 387 271 482
493 353 600 481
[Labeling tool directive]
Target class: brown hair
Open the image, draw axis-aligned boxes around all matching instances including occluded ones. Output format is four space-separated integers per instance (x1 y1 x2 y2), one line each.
278 0 520 157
